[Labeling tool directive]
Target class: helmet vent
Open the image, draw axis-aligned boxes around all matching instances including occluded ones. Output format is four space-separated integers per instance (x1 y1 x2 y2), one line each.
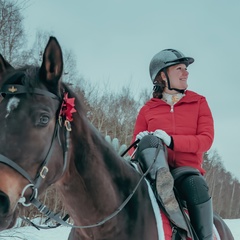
167 49 182 59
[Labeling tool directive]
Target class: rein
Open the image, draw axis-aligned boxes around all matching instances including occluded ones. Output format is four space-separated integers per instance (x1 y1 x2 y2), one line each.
0 84 161 230
22 139 162 230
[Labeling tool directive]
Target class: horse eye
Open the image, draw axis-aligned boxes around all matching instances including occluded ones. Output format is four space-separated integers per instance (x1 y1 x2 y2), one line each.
39 115 50 125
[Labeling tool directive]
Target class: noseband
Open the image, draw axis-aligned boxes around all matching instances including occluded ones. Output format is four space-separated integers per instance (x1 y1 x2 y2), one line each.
0 84 70 206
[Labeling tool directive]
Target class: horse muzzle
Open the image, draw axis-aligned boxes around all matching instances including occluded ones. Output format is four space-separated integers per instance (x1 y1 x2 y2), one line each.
0 190 16 230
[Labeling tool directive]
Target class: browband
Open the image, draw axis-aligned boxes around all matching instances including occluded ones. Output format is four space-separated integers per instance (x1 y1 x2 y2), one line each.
0 84 59 100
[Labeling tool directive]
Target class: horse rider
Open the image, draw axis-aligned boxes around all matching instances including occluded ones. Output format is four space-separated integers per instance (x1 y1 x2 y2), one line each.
130 49 214 240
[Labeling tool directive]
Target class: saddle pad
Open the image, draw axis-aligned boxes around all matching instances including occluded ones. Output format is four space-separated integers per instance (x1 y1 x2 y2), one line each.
145 179 221 240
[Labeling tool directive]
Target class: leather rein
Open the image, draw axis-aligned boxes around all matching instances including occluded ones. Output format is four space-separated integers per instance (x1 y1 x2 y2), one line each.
0 84 157 230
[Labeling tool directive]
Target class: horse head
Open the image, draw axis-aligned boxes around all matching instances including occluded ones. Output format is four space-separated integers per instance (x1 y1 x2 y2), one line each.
0 37 67 230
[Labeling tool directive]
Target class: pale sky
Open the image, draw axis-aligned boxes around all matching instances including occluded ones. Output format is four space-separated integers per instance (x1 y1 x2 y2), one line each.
23 0 240 180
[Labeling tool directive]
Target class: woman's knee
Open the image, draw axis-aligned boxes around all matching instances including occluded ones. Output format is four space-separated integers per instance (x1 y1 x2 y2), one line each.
175 174 210 205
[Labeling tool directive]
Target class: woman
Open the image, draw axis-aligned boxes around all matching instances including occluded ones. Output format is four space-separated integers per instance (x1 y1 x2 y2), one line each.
131 49 214 240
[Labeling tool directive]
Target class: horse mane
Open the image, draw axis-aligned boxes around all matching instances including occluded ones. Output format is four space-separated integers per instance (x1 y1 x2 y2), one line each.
61 82 138 187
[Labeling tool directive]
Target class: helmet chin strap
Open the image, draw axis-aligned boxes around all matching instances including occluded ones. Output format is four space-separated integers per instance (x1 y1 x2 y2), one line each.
163 69 186 94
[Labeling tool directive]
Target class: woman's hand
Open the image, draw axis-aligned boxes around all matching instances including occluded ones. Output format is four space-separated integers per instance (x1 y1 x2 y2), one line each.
153 129 171 146
135 131 150 141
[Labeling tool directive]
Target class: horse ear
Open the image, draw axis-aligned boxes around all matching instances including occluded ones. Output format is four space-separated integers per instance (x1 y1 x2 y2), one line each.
39 37 63 84
0 54 14 82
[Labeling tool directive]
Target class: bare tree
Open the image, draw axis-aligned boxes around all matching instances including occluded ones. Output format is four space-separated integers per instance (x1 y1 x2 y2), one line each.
27 30 81 87
204 149 240 218
0 0 28 65
84 84 141 147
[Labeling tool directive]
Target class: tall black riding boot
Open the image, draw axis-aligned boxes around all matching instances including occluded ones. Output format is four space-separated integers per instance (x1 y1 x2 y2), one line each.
188 198 213 240
136 135 189 233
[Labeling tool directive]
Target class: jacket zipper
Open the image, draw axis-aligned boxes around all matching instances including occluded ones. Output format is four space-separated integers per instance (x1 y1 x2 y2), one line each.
170 104 176 166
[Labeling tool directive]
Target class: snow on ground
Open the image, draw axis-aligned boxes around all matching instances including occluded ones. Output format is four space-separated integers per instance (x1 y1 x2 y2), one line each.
224 219 240 239
0 219 239 239
0 226 71 240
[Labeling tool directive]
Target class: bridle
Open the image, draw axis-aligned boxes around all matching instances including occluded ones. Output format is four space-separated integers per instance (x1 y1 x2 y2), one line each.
0 84 71 222
0 84 159 230
0 84 66 195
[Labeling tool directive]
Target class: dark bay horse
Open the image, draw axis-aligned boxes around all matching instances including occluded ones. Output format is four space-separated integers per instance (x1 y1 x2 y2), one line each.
0 37 234 240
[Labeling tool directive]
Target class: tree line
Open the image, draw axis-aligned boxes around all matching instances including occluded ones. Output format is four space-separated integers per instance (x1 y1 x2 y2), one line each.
1 0 239 222
74 83 240 219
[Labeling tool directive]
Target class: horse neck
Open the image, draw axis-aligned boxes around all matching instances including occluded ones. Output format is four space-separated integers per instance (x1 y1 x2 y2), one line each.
56 121 133 225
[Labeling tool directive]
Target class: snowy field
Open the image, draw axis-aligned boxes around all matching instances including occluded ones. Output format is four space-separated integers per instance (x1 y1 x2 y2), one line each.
0 219 239 239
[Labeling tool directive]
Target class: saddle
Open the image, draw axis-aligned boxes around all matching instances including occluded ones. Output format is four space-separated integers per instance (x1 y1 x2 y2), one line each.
130 159 198 240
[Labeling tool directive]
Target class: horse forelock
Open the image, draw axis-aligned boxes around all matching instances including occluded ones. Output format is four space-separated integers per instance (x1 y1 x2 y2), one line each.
2 66 39 87
1 65 64 101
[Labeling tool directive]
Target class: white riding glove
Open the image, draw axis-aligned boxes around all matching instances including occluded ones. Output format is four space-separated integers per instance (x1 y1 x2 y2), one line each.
153 129 171 147
135 131 150 141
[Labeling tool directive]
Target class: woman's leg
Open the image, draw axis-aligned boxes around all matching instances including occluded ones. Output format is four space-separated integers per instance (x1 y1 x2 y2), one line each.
135 135 189 232
175 173 213 240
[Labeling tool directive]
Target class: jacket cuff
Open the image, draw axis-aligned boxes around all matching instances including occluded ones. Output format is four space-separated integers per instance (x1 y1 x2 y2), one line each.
167 136 174 150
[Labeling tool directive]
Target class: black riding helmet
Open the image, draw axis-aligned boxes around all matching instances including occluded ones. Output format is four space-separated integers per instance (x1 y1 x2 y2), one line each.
149 49 194 93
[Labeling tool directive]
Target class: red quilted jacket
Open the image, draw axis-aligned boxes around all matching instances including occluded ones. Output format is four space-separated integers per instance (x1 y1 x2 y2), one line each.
130 90 214 174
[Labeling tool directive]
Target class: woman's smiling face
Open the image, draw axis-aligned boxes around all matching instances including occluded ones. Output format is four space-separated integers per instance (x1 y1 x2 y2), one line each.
161 63 189 93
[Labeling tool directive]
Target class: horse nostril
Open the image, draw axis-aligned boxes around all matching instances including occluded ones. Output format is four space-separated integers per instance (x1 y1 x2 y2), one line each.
0 191 10 215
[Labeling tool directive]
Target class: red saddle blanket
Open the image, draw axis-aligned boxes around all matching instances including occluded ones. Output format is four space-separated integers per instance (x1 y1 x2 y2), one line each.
144 178 220 240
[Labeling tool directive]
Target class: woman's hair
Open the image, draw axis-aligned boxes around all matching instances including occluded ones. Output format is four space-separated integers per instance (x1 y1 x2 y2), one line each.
152 72 166 99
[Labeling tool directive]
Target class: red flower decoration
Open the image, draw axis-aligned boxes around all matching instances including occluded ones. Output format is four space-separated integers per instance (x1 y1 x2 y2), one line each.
59 92 76 122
